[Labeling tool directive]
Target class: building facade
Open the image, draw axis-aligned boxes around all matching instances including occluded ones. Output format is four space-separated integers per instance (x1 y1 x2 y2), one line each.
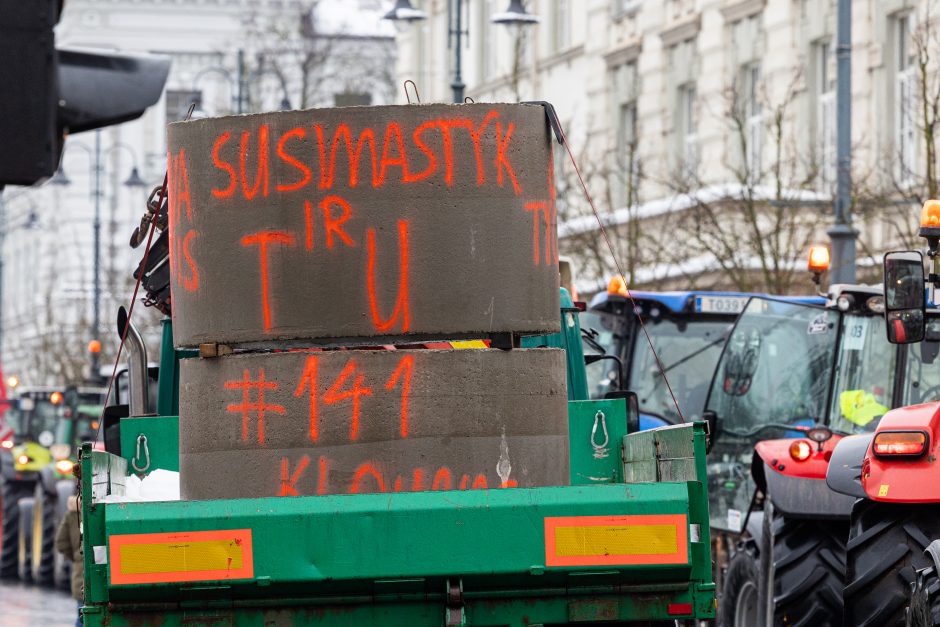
394 0 931 296
1 0 396 385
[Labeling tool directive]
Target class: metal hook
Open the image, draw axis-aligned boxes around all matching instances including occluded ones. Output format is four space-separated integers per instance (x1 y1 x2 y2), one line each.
404 79 421 104
464 96 475 104
591 411 609 458
132 434 151 473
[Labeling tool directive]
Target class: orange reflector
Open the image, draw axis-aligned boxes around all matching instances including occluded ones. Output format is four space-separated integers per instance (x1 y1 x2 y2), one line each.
607 276 629 297
49 391 63 405
921 199 940 229
808 246 830 273
544 514 688 567
110 529 253 585
873 431 928 457
789 440 812 461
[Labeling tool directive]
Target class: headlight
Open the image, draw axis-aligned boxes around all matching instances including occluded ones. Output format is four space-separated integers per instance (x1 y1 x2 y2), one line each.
54 459 74 475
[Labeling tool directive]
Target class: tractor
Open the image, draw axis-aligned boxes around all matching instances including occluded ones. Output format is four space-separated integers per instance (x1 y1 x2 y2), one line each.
825 200 940 627
584 279 823 429
28 385 105 589
704 244 935 626
0 387 64 579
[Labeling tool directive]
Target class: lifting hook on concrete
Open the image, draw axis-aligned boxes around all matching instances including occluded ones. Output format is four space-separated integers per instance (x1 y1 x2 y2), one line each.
132 434 151 473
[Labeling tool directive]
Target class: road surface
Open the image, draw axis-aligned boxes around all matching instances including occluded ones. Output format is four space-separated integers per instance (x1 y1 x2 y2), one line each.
0 580 78 627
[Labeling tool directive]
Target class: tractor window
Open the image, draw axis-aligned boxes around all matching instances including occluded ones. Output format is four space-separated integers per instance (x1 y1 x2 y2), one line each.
628 318 729 423
829 315 895 433
580 309 628 400
902 317 940 405
704 298 837 532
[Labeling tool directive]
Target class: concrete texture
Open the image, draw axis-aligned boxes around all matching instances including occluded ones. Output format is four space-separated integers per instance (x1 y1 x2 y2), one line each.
178 348 569 498
167 103 560 348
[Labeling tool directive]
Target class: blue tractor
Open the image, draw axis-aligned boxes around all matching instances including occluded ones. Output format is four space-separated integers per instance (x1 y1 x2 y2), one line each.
581 279 823 429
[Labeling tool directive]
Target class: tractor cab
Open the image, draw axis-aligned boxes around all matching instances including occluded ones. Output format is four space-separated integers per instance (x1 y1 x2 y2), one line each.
4 388 67 472
585 280 822 429
702 284 899 533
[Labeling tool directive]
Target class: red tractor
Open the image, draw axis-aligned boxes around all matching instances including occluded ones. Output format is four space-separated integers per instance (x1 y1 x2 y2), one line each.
826 202 940 627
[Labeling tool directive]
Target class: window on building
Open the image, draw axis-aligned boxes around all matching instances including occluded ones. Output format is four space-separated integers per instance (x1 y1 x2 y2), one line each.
612 0 641 17
612 61 639 208
816 40 836 190
679 83 698 176
165 89 201 122
552 0 571 52
896 12 916 184
740 63 762 182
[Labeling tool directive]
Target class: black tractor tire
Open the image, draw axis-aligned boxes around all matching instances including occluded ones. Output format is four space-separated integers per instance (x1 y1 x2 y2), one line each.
31 483 56 586
716 539 761 627
907 562 940 627
767 508 846 627
17 496 34 582
0 478 31 579
845 500 940 627
52 480 73 591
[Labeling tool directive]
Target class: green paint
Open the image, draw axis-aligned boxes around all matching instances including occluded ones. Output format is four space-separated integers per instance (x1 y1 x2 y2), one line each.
119 415 179 473
567 398 628 485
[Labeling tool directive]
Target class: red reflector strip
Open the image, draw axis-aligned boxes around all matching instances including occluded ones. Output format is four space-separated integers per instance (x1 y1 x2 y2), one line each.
668 602 693 616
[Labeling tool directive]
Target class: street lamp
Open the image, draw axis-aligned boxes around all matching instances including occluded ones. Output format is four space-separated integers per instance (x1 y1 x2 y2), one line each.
50 131 147 381
383 0 539 104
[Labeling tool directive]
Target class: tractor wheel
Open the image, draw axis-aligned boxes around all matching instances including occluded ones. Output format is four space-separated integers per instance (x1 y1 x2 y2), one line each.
31 483 56 586
716 539 760 627
767 507 846 626
17 496 34 582
52 480 73 591
845 500 940 627
907 562 940 627
0 478 31 578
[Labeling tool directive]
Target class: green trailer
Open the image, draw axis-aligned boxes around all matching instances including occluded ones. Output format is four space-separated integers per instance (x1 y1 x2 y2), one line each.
78 305 715 626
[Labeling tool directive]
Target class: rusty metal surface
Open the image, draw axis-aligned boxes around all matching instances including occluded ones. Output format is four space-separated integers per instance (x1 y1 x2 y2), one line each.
166 103 560 347
178 348 569 498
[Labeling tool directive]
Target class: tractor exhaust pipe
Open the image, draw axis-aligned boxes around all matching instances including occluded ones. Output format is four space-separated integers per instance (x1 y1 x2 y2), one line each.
117 306 150 417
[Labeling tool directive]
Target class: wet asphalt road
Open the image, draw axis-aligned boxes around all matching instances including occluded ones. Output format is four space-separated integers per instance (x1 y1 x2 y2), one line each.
0 580 78 627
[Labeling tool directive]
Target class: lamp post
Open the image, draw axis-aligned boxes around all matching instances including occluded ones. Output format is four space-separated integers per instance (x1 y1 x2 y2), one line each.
50 132 147 380
383 0 539 104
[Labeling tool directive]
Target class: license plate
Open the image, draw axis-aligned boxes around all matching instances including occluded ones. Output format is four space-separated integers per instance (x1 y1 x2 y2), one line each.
694 296 748 314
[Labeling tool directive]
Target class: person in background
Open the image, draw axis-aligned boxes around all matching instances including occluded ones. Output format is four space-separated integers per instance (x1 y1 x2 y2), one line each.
55 480 83 627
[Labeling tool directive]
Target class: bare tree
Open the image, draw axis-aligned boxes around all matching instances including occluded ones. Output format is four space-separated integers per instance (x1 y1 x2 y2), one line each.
662 71 827 294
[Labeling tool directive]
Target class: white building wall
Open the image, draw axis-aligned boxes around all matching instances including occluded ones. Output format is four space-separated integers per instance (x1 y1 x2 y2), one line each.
394 0 931 294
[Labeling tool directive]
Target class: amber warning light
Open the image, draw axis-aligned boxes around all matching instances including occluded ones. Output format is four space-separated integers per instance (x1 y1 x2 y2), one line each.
607 276 629 297
808 246 830 273
872 431 928 457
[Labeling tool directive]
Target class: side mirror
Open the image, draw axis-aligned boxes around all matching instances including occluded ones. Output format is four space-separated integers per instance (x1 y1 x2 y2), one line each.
883 251 926 344
604 390 640 433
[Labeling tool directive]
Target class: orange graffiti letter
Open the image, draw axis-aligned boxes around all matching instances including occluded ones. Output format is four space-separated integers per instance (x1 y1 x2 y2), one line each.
279 455 310 496
239 124 270 200
323 359 374 441
276 127 311 192
366 220 410 333
350 462 385 494
320 195 355 249
379 122 411 185
241 230 296 331
384 354 414 438
495 121 521 195
211 131 237 199
293 355 319 442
